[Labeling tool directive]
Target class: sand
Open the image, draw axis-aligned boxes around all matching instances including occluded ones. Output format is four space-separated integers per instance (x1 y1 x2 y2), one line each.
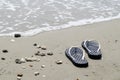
0 19 120 80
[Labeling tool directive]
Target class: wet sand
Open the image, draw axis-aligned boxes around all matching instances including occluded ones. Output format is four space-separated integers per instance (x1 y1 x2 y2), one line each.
0 19 120 80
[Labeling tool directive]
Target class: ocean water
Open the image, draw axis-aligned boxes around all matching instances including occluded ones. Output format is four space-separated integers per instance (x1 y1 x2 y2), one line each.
0 0 120 36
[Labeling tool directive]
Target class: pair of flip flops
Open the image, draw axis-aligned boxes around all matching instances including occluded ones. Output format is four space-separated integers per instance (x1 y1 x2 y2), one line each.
65 40 102 67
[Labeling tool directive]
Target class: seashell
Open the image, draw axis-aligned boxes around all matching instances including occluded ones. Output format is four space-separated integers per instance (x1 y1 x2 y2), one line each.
56 60 63 64
10 39 15 42
41 65 45 68
40 53 46 56
41 45 47 50
25 57 40 62
47 51 53 56
37 45 41 48
15 59 21 64
17 73 23 77
25 57 36 61
42 75 46 78
35 52 46 56
34 51 40 56
17 77 22 80
20 58 26 63
34 72 40 76
15 58 26 64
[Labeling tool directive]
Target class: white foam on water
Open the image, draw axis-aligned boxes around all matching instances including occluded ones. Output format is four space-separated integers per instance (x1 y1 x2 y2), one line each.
1 14 120 37
21 0 29 6
18 14 120 36
0 0 120 36
0 0 17 11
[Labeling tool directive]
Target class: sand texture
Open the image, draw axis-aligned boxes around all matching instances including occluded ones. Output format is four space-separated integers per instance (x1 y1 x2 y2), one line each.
0 19 120 80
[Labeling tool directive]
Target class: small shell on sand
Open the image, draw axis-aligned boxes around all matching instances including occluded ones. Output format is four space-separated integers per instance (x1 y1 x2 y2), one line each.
34 72 40 76
42 75 46 78
39 53 46 56
37 45 41 48
22 66 26 69
20 58 26 63
29 64 33 67
17 77 22 80
10 39 15 42
56 60 63 64
15 59 21 64
41 45 47 50
34 52 46 56
15 58 26 64
47 51 53 56
34 51 40 56
25 57 40 62
41 65 45 68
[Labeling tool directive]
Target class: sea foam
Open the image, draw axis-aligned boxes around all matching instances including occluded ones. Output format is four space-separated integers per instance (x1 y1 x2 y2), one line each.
0 0 120 36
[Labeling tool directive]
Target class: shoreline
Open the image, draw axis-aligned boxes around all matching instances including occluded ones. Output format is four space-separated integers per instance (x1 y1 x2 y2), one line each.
0 16 120 37
0 19 120 80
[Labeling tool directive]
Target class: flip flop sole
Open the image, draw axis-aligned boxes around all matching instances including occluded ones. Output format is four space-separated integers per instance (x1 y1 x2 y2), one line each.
65 48 88 67
82 41 102 59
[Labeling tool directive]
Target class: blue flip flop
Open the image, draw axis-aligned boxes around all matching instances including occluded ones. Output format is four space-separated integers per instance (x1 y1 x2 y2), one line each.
82 40 102 59
65 46 88 67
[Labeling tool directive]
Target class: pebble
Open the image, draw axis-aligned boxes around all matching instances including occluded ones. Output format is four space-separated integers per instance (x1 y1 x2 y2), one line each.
84 74 89 77
41 65 45 68
76 78 80 80
34 72 40 76
2 50 8 53
41 46 47 50
47 51 53 56
17 73 23 77
115 40 118 43
56 60 63 64
14 34 21 38
92 71 96 74
29 64 33 67
34 51 40 56
1 57 6 60
33 43 37 46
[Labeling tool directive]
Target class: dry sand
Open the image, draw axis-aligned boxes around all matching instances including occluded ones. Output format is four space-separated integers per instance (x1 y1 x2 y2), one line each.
0 19 120 80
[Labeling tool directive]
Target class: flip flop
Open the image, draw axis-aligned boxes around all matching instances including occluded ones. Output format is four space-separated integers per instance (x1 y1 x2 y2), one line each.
82 40 102 59
65 46 88 67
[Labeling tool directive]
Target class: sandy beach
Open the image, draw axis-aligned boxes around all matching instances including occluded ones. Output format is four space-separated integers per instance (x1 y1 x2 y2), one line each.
0 19 120 80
